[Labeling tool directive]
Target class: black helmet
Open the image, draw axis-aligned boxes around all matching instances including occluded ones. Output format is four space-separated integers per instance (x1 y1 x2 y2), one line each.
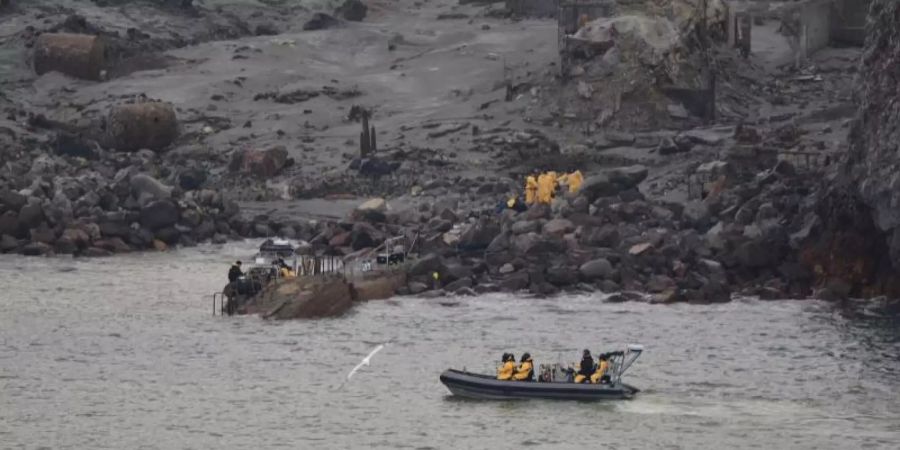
236 260 242 265
521 353 531 362
501 352 509 362
583 349 591 356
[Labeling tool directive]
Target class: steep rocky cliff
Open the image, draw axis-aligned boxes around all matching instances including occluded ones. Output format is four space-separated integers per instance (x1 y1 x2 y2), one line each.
807 0 900 297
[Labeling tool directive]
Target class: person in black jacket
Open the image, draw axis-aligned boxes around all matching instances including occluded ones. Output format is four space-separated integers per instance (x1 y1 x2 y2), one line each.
574 349 594 383
228 261 243 283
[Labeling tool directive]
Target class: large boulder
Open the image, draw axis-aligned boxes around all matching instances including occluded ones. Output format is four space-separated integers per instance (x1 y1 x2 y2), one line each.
0 190 27 213
139 200 179 230
579 258 614 280
130 173 172 202
546 266 579 286
18 200 44 231
500 272 530 292
584 225 619 248
734 239 780 269
606 165 648 189
335 0 367 21
408 253 446 277
458 218 500 250
0 211 19 236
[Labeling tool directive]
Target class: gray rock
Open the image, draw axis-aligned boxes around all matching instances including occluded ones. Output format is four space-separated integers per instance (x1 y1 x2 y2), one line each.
21 242 52 256
0 211 19 237
0 234 19 252
335 0 367 21
579 258 613 280
130 173 172 202
755 202 778 222
682 200 710 229
82 247 112 257
458 218 500 250
499 272 530 292
155 226 181 245
428 218 453 233
140 200 179 230
606 165 648 189
585 225 619 248
18 200 45 230
29 223 57 244
546 266 579 286
408 282 429 295
499 263 515 274
408 253 446 277
511 220 539 235
542 218 574 236
734 240 778 269
444 277 473 292
0 190 27 212
734 203 755 225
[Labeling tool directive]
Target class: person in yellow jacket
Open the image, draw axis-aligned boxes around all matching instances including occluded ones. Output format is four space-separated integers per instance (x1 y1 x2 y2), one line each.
591 354 610 384
567 170 584 194
512 353 534 381
524 175 538 204
496 353 515 380
536 172 558 204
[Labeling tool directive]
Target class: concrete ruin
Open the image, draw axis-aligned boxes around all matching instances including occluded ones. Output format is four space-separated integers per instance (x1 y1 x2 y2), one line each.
725 0 871 64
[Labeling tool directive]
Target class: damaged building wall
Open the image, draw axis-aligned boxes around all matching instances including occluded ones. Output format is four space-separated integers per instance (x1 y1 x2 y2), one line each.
831 0 871 45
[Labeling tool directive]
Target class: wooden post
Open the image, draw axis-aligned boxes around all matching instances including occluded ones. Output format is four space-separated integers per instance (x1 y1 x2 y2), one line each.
360 112 370 158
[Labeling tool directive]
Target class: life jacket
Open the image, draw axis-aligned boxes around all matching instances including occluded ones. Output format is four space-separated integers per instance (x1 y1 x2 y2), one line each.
591 360 610 384
497 361 515 380
513 359 534 381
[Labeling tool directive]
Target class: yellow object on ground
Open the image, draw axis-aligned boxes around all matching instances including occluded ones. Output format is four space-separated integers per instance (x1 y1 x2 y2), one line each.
507 197 516 208
512 360 534 381
497 361 515 380
590 359 609 384
567 170 584 193
525 176 538 204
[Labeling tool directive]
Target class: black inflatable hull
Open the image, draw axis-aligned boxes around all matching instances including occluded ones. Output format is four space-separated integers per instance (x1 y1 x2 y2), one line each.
440 369 639 400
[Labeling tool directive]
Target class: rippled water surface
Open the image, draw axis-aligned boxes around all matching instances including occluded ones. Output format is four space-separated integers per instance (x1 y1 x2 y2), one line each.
2 244 900 449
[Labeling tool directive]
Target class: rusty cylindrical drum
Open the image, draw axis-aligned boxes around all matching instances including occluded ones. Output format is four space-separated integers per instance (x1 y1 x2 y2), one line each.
33 33 106 81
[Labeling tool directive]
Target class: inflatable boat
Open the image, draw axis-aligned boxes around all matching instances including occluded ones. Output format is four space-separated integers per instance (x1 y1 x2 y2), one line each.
440 345 643 401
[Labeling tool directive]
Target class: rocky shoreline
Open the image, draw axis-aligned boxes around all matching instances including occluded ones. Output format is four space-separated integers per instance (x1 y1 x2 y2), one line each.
2 0 895 304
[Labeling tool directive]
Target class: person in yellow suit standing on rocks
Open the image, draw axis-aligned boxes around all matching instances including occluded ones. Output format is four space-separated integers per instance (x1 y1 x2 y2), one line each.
567 170 584 194
524 174 538 204
536 172 558 204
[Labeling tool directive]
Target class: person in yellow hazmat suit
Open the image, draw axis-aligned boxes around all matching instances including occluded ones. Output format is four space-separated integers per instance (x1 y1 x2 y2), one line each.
567 170 584 193
525 174 538 204
496 353 515 380
536 172 558 204
591 354 610 384
512 353 534 381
